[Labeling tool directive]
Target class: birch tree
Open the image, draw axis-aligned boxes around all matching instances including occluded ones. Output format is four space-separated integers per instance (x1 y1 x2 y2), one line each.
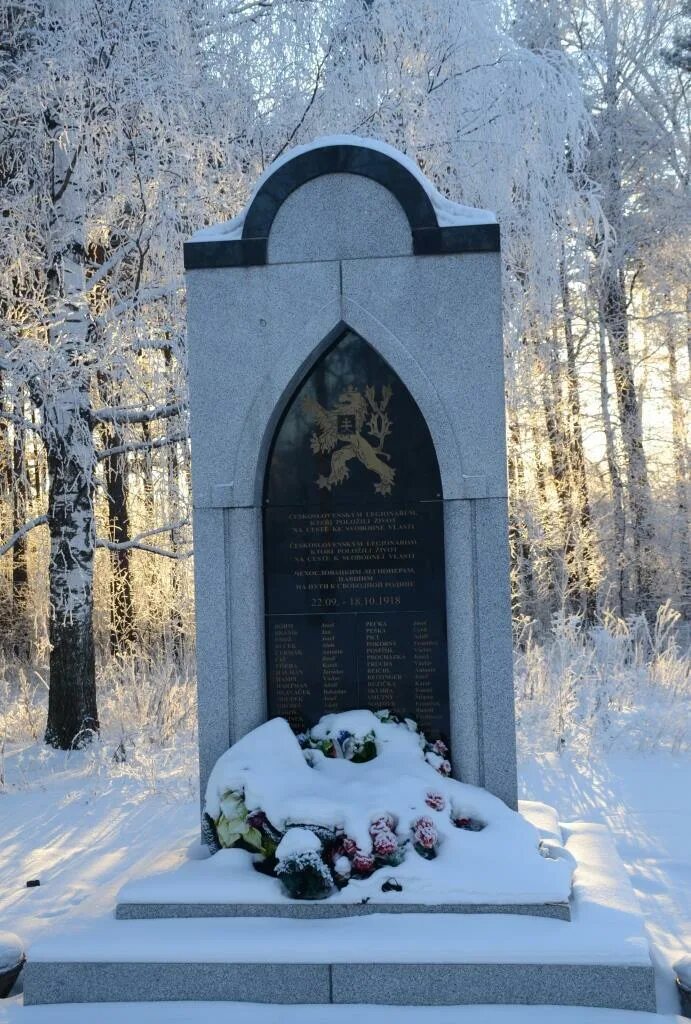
0 0 248 746
2 0 688 733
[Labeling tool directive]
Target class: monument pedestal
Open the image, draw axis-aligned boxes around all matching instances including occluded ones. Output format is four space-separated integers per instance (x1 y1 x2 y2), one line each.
23 820 656 1012
115 797 570 922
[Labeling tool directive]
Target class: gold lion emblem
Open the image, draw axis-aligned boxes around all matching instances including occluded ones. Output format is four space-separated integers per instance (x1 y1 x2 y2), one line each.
302 384 395 495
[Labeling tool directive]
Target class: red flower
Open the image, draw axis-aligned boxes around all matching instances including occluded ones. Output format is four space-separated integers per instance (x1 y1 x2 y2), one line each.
433 739 449 757
352 851 376 875
425 792 446 811
373 829 398 857
413 816 438 850
341 837 358 857
370 814 395 835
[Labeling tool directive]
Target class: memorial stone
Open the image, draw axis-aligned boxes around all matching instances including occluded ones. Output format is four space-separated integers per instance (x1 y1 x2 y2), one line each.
184 135 518 810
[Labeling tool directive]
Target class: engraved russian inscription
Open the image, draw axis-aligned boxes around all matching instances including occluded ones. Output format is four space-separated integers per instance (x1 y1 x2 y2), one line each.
263 330 449 746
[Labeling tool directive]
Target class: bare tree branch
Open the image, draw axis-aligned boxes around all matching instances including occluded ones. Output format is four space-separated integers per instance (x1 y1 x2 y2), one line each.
0 409 43 434
96 520 191 559
271 43 332 161
0 514 48 558
96 520 189 548
96 431 188 460
96 539 192 559
86 240 137 292
96 285 180 325
91 401 185 425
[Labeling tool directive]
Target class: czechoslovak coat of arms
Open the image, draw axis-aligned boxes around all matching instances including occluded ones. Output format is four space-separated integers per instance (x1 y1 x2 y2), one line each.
302 384 396 495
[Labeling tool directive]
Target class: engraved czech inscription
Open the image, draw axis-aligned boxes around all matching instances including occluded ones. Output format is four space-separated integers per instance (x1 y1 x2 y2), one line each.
263 330 449 745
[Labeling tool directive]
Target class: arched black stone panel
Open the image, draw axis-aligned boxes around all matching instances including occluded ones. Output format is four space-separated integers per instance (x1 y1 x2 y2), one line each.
183 143 500 269
263 329 449 743
243 144 437 243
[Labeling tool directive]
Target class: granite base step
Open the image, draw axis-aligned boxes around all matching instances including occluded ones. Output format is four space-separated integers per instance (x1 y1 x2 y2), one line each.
23 960 655 1010
115 799 572 922
23 823 655 1012
116 898 571 921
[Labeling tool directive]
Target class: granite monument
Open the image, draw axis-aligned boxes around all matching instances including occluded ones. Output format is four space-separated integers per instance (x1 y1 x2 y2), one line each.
184 135 517 810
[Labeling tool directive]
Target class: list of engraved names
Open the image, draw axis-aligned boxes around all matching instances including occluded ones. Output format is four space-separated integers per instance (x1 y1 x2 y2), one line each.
264 503 448 739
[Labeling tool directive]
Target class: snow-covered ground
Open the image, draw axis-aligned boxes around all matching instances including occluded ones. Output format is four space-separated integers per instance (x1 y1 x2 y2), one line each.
520 750 691 1015
0 1004 685 1023
0 734 688 1018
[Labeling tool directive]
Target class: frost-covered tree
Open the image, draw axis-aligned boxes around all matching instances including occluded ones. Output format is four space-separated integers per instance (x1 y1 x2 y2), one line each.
566 0 689 616
509 0 689 620
1 0 688 748
0 0 252 746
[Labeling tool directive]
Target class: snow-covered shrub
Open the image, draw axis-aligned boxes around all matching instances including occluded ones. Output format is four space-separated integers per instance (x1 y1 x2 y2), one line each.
0 648 197 797
516 604 690 756
205 710 574 903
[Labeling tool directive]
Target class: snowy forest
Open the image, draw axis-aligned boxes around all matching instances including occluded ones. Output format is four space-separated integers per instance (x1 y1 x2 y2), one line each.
0 0 689 755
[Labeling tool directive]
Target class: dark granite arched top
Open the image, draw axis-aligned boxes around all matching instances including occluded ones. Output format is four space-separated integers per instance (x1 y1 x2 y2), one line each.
243 144 437 244
184 143 499 269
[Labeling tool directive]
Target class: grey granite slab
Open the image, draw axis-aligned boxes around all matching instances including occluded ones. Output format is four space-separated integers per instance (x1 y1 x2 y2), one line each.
267 173 412 263
24 960 655 1011
115 900 570 921
331 962 656 1011
23 961 330 1006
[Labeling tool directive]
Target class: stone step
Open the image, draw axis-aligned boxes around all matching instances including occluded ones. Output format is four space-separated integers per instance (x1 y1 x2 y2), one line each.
22 823 656 1012
116 897 571 921
23 957 655 1010
115 799 571 922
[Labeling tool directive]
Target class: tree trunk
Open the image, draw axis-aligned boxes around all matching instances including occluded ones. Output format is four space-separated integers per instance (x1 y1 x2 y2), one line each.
163 346 185 662
664 311 690 619
96 363 135 657
597 35 658 618
43 93 99 748
44 408 98 748
602 265 657 615
12 395 30 654
507 416 537 624
560 262 597 620
539 337 581 609
597 302 626 616
530 417 557 612
103 433 134 656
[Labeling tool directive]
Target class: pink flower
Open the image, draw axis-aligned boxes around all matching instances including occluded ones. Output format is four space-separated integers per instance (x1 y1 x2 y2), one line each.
438 759 451 777
352 851 376 875
425 792 446 811
341 837 358 857
433 739 449 757
370 814 395 835
413 816 438 850
373 828 398 857
454 817 471 829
